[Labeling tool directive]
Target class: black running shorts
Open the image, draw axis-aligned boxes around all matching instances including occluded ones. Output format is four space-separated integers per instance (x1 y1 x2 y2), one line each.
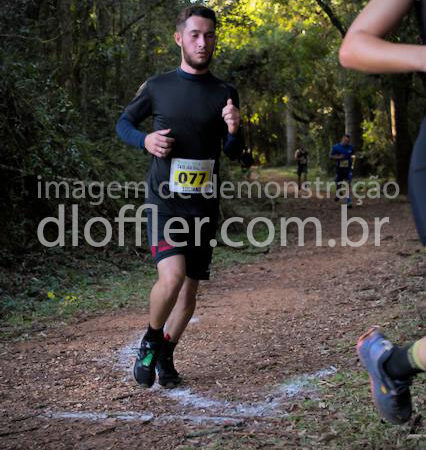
147 212 218 280
297 164 308 176
335 168 353 183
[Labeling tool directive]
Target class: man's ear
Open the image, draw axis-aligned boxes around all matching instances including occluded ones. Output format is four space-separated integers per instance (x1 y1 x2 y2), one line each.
174 31 182 47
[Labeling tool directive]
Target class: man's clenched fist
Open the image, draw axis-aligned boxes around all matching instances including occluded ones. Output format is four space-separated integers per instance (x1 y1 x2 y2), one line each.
222 98 240 135
144 129 175 158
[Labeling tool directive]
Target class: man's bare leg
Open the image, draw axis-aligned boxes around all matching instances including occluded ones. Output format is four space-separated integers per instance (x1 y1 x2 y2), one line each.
133 254 186 388
165 276 199 342
153 276 199 388
149 255 186 329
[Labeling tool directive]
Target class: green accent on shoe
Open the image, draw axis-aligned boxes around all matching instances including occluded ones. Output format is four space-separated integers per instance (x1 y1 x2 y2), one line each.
142 351 154 367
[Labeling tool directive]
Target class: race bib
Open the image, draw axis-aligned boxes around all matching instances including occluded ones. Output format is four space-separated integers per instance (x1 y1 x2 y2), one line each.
340 159 349 168
300 157 307 165
169 158 215 194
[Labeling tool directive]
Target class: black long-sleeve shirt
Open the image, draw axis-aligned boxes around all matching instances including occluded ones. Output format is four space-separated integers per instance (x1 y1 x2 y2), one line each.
116 67 244 217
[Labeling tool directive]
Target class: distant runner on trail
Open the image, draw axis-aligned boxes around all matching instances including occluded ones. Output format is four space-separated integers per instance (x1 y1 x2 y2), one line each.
330 134 355 208
340 0 426 424
116 5 245 389
294 146 308 190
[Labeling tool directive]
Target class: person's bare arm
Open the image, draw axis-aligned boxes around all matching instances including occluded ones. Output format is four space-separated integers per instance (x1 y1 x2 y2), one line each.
339 0 426 73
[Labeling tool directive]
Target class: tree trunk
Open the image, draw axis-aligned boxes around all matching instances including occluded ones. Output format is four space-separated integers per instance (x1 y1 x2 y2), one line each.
97 2 110 94
114 0 124 103
344 92 366 174
79 1 91 130
286 98 296 165
391 74 413 194
344 93 362 149
56 0 73 90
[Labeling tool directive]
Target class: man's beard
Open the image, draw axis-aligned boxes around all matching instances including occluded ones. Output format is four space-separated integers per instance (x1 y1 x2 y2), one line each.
182 45 213 70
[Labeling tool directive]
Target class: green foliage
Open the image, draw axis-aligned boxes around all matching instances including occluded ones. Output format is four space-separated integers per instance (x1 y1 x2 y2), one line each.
361 109 396 178
1 0 426 251
1 52 81 178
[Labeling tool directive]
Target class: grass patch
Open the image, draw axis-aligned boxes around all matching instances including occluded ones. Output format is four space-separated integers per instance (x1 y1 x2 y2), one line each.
286 369 425 450
0 249 158 338
257 166 392 195
0 224 275 339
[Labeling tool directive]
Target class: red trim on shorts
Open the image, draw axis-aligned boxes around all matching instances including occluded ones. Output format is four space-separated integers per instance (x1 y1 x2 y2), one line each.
151 240 175 256
158 240 174 252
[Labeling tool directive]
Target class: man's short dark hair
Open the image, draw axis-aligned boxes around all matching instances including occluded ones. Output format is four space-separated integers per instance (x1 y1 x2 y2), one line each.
176 5 217 31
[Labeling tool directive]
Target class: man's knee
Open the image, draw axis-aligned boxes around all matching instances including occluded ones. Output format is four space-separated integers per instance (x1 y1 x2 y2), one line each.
157 258 186 298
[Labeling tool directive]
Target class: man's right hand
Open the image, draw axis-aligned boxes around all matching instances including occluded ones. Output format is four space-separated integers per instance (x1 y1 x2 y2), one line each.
144 129 175 158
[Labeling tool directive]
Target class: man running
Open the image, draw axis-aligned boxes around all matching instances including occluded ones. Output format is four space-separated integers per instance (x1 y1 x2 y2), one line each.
340 0 426 424
294 146 308 190
330 134 355 208
116 5 244 388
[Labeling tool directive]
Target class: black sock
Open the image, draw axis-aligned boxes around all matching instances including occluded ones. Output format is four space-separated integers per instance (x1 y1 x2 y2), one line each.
164 340 177 355
143 324 164 343
384 344 423 379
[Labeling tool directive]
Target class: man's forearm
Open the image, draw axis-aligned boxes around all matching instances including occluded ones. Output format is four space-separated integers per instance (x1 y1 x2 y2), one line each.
116 112 148 149
339 0 424 73
340 32 426 73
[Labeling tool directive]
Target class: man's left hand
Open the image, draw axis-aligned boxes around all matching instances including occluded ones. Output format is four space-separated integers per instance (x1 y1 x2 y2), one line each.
222 98 240 135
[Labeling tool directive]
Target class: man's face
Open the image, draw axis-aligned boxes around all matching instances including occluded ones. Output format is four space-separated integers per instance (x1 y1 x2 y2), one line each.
175 16 216 70
342 136 350 145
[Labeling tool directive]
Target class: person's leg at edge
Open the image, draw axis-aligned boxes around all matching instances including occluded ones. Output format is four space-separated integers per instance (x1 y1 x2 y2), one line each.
357 329 425 424
409 117 426 247
384 336 426 379
415 337 426 370
356 121 426 423
133 254 186 388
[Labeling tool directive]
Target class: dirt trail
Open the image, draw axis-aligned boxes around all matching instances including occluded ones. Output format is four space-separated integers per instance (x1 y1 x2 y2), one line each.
0 184 425 449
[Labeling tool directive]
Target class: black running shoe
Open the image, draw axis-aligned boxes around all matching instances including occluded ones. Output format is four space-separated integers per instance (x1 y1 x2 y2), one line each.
133 339 162 388
156 341 182 388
